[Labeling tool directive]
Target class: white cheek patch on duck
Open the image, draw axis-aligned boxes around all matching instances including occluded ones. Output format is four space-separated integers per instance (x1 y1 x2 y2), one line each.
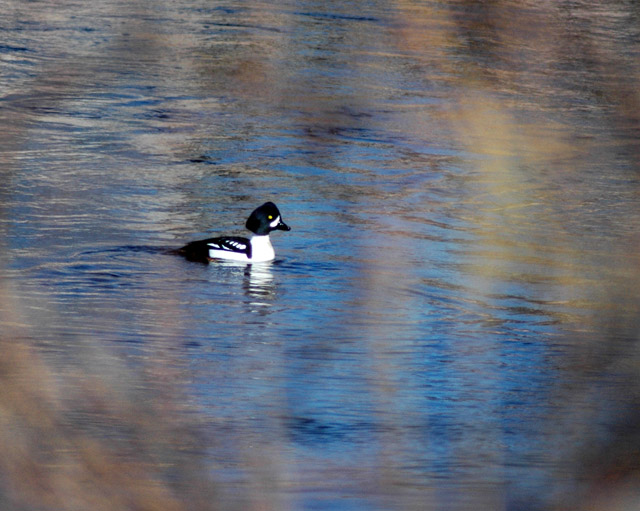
269 216 280 228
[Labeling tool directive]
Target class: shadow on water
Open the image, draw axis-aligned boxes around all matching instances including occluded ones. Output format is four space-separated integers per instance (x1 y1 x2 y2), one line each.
1 1 640 510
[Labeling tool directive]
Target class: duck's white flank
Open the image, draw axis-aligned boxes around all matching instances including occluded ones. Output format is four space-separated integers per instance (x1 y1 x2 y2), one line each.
208 235 275 263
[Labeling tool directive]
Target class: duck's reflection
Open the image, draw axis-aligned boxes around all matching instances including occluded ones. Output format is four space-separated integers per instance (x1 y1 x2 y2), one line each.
242 262 276 312
209 260 277 308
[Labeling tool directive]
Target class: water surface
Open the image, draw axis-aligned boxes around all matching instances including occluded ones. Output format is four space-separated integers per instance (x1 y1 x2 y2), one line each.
1 1 640 510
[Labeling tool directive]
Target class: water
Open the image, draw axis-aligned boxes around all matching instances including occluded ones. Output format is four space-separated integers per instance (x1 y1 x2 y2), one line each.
1 1 640 510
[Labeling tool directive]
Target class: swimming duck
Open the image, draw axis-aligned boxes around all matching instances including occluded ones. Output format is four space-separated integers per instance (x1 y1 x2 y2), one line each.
178 202 290 263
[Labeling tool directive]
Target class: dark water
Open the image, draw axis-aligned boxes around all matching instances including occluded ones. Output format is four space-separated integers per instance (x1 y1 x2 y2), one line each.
2 1 640 510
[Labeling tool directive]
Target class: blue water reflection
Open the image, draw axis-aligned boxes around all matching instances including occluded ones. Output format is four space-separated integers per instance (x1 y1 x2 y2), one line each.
2 1 640 510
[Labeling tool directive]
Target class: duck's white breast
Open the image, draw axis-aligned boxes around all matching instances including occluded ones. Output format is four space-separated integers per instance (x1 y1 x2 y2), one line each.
249 235 275 262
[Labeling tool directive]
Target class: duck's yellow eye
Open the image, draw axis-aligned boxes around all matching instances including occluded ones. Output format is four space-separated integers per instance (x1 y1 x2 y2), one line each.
268 215 273 220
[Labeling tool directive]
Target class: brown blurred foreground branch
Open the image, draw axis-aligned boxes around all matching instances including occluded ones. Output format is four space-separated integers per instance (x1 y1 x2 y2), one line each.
0 333 216 511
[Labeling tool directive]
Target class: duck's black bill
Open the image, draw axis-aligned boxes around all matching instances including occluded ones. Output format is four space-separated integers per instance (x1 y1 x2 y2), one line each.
277 222 291 231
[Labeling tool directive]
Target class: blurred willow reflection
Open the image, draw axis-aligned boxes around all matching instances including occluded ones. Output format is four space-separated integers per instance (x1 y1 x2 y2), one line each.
0 301 216 511
392 1 640 508
1 0 640 510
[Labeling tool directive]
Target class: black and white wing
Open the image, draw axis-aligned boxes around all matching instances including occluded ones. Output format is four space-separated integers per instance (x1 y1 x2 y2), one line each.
177 236 251 263
206 236 252 259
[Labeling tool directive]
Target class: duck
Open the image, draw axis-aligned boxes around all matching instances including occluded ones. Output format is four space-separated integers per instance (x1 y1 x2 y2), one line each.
178 202 290 263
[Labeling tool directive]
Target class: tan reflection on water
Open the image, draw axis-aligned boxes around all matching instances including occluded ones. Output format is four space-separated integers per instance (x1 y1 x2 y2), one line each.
1 1 640 510
391 0 640 309
389 2 640 509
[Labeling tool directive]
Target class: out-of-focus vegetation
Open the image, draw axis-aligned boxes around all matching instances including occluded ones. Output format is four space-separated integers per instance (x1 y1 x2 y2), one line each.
1 1 640 510
0 280 216 510
393 2 640 510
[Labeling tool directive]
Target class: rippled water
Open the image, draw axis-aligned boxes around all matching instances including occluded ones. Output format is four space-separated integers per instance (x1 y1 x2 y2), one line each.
2 1 640 510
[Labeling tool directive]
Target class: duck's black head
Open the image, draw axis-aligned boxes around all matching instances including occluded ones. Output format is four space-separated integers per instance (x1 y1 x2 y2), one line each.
245 202 291 235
